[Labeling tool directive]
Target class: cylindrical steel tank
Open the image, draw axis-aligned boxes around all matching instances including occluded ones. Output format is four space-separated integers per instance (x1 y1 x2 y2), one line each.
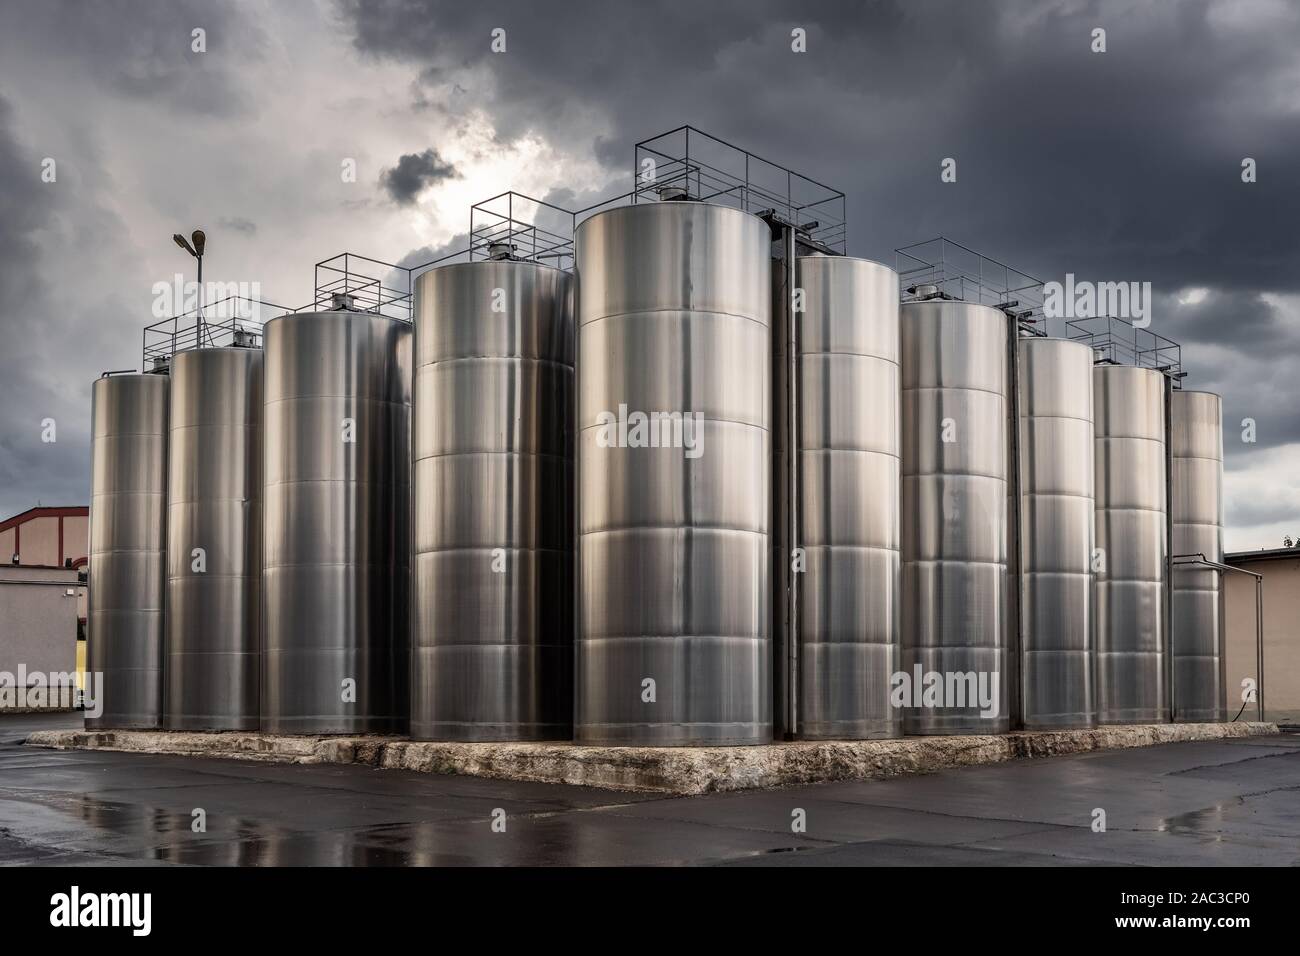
900 301 1010 734
787 256 900 738
87 372 169 729
164 347 263 730
410 261 575 741
262 309 412 734
1170 389 1225 722
1017 338 1096 729
1094 364 1168 724
575 201 771 746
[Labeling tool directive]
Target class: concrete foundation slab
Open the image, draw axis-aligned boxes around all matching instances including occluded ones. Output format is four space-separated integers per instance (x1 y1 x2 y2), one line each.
25 722 1278 795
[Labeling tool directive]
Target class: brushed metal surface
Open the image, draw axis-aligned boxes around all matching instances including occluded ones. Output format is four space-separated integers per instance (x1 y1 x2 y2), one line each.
575 201 771 746
900 301 1009 734
262 310 411 734
1017 338 1095 729
781 256 900 739
1170 390 1225 722
411 261 574 741
87 373 169 729
1094 364 1168 724
164 347 262 731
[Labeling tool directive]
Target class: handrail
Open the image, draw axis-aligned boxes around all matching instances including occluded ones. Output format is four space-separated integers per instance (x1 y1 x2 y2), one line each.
1171 552 1264 722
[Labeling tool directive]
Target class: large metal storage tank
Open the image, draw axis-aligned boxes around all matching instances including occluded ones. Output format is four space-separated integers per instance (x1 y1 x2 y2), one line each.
1094 364 1168 724
1170 390 1225 721
410 261 575 740
575 201 771 746
788 256 900 738
262 308 412 734
1017 338 1096 729
900 301 1010 734
164 347 263 730
87 372 169 729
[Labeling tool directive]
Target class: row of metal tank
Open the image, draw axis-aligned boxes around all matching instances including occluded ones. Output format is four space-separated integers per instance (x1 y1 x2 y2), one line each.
87 201 1226 744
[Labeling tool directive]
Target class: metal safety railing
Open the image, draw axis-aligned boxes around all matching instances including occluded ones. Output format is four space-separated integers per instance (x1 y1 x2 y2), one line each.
141 295 295 369
895 236 1047 336
1067 315 1183 380
631 126 847 253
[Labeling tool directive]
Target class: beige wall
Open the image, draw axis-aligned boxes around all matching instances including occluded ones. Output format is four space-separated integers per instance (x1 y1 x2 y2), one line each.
65 514 88 563
23 515 60 566
1225 555 1300 725
0 512 89 567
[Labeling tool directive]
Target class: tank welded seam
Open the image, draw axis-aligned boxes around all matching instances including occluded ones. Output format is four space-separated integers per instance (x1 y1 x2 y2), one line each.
795 543 900 554
168 423 259 433
578 306 771 330
163 650 260 657
579 525 766 537
167 573 259 581
1023 492 1093 504
413 546 570 556
413 449 571 462
1096 434 1165 446
1097 505 1166 517
578 416 769 433
578 635 767 644
87 549 163 556
92 431 168 439
263 396 412 409
1171 519 1223 529
799 447 901 460
263 562 411 570
902 558 1006 567
416 356 574 371
168 496 260 505
263 478 412 490
413 643 573 649
901 469 1006 480
800 349 901 365
903 383 1007 400
1018 412 1093 426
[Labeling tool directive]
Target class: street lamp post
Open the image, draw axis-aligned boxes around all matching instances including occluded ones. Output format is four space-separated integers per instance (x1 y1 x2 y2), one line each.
172 229 207 347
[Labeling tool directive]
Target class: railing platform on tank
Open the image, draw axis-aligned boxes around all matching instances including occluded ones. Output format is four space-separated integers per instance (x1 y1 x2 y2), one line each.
630 125 847 254
142 295 294 370
313 252 417 321
1066 315 1183 380
895 236 1047 336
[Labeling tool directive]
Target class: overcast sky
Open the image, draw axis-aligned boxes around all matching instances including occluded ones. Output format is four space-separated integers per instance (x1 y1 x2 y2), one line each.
0 0 1297 550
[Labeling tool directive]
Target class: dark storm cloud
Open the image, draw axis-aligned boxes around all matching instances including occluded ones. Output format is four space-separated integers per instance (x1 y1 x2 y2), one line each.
219 216 257 235
341 0 1300 294
4 0 266 117
379 148 459 205
342 0 1300 461
0 96 96 515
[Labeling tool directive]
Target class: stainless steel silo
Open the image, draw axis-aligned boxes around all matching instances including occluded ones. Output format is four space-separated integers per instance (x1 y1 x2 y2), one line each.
165 347 263 730
1017 338 1096 729
575 201 771 746
788 256 900 739
1094 364 1168 724
262 308 412 734
1170 389 1225 722
87 372 169 729
900 301 1010 734
410 260 574 741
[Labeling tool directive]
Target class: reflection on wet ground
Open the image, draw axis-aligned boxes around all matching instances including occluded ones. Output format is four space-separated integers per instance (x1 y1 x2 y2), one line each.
2 713 1298 866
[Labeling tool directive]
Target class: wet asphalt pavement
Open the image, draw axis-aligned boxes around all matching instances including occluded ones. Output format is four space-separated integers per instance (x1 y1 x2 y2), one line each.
1 712 1297 866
